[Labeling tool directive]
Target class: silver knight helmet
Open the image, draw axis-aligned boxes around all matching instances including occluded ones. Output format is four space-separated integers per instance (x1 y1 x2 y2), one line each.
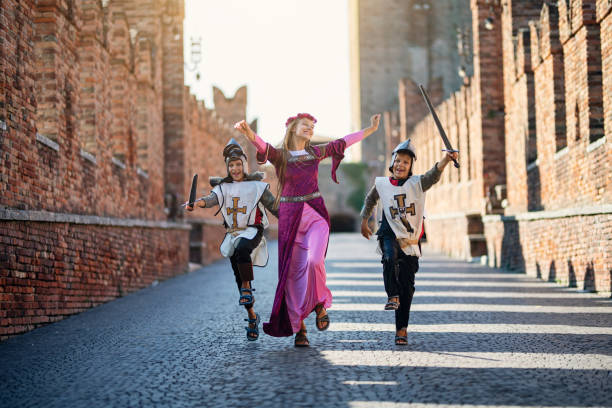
223 138 249 175
389 139 417 173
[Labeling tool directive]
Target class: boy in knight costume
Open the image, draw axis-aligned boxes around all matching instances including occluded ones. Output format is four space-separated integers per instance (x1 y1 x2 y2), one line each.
185 139 278 341
360 139 458 345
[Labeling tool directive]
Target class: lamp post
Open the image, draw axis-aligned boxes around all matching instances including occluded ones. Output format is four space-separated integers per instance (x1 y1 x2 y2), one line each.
185 37 202 81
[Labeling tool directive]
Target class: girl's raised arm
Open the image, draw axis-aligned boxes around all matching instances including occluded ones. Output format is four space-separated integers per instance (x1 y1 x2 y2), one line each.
234 120 279 165
234 120 266 152
342 114 381 148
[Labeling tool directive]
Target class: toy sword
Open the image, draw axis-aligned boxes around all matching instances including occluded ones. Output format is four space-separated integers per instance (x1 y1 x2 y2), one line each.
419 84 460 168
181 174 201 207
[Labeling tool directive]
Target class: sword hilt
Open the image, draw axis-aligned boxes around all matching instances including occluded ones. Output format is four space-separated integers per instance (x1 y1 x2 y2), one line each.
442 149 460 168
181 197 204 208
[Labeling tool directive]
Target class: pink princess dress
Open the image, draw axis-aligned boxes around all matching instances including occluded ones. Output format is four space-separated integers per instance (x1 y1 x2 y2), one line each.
251 131 365 336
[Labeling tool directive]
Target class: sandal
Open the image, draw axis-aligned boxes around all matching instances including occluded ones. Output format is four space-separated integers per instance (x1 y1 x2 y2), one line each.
239 287 255 306
314 304 330 331
385 296 400 311
395 335 408 346
245 313 260 341
294 329 309 347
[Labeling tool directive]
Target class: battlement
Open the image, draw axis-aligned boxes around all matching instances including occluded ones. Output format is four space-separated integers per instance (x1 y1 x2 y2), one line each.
398 0 610 293
0 0 256 339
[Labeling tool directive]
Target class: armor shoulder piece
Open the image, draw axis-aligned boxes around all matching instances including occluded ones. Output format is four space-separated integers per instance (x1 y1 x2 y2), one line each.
209 177 224 187
244 171 265 181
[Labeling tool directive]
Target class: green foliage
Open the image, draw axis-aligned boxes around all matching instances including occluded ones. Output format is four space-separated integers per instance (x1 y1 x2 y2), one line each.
340 162 368 213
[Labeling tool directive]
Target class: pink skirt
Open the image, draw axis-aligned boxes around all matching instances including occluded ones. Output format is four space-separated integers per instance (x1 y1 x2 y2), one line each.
283 203 333 332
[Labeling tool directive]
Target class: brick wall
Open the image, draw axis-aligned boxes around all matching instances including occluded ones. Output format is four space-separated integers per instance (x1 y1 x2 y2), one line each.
350 0 472 169
399 0 610 294
0 214 189 340
0 0 260 339
484 211 612 294
0 0 169 219
600 0 612 146
485 0 611 293
402 1 506 259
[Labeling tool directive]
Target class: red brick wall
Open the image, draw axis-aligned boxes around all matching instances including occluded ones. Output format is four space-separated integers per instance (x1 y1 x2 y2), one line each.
400 1 610 293
600 1 612 146
484 212 612 294
1 0 41 208
0 0 168 219
0 0 264 340
501 1 544 214
557 0 607 205
403 0 507 259
0 218 189 340
527 5 567 212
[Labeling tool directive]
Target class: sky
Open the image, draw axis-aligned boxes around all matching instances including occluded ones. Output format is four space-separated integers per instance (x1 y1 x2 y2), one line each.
183 0 352 146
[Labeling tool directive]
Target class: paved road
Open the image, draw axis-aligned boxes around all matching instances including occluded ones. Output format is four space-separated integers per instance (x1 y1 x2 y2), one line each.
1 233 611 407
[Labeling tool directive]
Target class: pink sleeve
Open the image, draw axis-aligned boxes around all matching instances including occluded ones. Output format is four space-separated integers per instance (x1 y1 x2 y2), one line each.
342 130 365 148
252 134 267 153
253 134 280 166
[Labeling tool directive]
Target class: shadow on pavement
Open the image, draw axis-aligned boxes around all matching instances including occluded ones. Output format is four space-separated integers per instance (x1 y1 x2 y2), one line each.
0 234 610 407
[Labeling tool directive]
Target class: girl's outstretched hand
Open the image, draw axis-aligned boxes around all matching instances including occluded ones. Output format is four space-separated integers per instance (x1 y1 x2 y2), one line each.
363 114 381 138
369 114 381 132
234 120 255 142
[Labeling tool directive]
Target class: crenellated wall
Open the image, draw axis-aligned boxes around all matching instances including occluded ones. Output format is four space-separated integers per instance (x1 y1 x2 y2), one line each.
1 0 171 220
400 0 611 294
0 0 263 340
181 87 258 265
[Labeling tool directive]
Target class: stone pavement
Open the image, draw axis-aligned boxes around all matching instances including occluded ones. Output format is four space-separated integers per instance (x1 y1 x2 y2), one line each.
0 233 611 408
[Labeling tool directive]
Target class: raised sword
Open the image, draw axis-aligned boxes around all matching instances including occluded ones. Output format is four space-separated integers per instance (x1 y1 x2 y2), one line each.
418 84 460 168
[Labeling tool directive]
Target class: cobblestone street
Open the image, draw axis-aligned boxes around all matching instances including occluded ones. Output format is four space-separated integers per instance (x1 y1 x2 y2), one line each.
1 233 611 408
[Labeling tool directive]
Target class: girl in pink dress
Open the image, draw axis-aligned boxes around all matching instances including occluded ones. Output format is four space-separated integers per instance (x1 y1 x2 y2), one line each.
235 113 380 346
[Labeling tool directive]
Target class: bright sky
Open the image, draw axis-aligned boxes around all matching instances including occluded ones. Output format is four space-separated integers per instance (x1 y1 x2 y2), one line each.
183 0 351 146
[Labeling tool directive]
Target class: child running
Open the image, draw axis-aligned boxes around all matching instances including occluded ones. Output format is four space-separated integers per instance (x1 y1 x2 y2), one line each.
185 139 278 341
360 139 458 345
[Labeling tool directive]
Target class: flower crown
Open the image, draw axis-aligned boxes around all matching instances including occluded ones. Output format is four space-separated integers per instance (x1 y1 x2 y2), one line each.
285 113 317 128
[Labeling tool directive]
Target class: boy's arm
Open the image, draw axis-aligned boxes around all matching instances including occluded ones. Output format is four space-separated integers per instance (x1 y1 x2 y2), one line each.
421 151 459 192
360 185 380 219
360 185 379 239
199 192 219 208
421 163 442 192
184 192 218 212
260 188 279 218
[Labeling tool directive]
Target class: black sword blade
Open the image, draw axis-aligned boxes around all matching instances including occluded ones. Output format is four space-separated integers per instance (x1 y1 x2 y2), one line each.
188 174 198 206
418 85 460 168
